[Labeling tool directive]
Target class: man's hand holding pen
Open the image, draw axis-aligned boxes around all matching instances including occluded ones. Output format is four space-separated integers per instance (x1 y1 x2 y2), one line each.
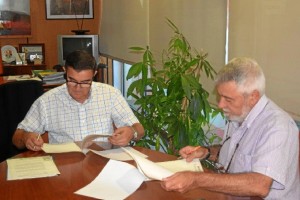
178 146 210 162
23 132 44 151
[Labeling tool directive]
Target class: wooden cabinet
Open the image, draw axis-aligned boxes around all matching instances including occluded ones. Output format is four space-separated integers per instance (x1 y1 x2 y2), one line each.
3 64 46 75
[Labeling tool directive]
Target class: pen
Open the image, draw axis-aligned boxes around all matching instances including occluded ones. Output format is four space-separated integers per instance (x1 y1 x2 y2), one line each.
177 146 201 159
33 134 41 150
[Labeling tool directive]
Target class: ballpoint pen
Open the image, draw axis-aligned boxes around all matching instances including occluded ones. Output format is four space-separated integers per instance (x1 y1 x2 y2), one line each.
33 134 41 150
177 146 201 159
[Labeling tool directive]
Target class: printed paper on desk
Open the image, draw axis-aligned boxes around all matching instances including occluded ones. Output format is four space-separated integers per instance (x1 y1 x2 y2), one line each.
7 156 60 180
89 146 148 161
75 159 145 200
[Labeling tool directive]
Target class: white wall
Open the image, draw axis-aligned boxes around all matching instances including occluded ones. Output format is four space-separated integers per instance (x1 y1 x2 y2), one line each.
229 0 300 120
148 0 226 101
100 0 227 103
100 0 300 121
100 0 149 62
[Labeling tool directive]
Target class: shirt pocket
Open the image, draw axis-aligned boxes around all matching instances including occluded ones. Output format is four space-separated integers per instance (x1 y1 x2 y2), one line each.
230 150 253 173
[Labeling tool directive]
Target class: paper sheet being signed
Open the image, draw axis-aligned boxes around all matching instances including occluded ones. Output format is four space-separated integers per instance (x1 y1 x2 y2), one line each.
41 134 111 154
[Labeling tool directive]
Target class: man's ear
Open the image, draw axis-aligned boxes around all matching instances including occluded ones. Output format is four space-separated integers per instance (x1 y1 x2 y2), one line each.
250 90 260 106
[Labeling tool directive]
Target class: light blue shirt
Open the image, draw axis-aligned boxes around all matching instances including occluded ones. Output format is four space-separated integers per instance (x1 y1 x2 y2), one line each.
18 82 139 143
219 95 300 199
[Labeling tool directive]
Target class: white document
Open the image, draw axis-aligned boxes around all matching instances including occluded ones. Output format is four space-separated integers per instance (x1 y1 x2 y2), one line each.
75 159 145 200
41 134 111 154
80 134 111 150
122 147 173 180
156 159 203 173
89 146 148 161
76 148 203 198
42 142 82 153
122 147 203 181
6 156 60 180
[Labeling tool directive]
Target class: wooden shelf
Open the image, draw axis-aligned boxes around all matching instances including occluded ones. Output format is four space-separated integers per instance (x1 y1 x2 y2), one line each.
3 64 46 75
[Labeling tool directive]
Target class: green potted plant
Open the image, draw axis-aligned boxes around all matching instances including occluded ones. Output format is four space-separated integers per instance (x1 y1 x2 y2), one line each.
127 19 221 155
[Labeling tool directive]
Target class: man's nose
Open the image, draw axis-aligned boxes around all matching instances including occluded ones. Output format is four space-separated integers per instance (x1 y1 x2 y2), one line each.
218 97 226 109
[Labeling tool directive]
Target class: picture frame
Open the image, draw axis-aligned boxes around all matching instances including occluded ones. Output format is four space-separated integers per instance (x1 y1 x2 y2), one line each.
19 43 45 64
45 0 94 19
0 0 31 37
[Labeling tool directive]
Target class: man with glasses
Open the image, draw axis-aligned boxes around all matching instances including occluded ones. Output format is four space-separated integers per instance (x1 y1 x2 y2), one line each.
13 50 144 150
161 57 299 199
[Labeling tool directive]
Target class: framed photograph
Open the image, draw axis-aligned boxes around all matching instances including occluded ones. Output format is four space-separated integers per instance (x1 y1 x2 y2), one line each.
19 43 45 64
0 0 31 37
45 0 94 19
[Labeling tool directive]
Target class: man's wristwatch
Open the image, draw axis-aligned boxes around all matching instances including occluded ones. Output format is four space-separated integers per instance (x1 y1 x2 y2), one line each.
131 127 138 140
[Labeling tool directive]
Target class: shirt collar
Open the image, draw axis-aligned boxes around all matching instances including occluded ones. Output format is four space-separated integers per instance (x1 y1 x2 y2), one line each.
243 94 269 128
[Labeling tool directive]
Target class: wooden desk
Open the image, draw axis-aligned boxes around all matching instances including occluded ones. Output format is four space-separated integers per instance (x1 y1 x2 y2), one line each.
0 146 261 200
3 64 46 75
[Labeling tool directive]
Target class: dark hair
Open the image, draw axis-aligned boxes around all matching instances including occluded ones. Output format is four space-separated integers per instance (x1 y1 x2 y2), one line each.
64 50 97 72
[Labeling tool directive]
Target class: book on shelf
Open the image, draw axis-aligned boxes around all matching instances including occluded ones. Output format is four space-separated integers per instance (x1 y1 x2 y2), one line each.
32 70 66 84
32 70 56 78
42 77 66 85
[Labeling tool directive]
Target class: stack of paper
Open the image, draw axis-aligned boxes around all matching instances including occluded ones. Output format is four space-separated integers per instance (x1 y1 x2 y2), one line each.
40 71 66 84
6 156 60 180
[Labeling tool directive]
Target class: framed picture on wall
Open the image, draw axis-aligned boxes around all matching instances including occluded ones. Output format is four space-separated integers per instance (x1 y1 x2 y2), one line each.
45 0 94 19
19 43 45 64
0 0 31 37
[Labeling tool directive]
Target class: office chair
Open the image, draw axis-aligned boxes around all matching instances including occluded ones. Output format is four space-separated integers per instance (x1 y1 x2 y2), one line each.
0 80 44 162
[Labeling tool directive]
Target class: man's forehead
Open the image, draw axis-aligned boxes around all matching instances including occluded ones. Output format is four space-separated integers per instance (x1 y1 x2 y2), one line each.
66 68 94 81
217 81 238 91
217 81 242 97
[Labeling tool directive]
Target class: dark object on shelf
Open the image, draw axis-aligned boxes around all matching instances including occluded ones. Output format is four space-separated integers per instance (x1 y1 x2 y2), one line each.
53 64 64 72
71 30 90 35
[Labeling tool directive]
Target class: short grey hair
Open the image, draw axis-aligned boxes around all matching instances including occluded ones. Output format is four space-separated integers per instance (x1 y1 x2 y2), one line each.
215 57 265 96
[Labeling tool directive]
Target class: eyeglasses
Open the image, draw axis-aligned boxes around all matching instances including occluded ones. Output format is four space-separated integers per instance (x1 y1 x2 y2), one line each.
201 139 239 174
201 159 226 173
202 121 247 174
66 80 92 88
200 136 231 174
200 121 232 173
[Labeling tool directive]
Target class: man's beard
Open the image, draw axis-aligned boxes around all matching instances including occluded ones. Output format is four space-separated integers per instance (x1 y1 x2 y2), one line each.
223 105 251 123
